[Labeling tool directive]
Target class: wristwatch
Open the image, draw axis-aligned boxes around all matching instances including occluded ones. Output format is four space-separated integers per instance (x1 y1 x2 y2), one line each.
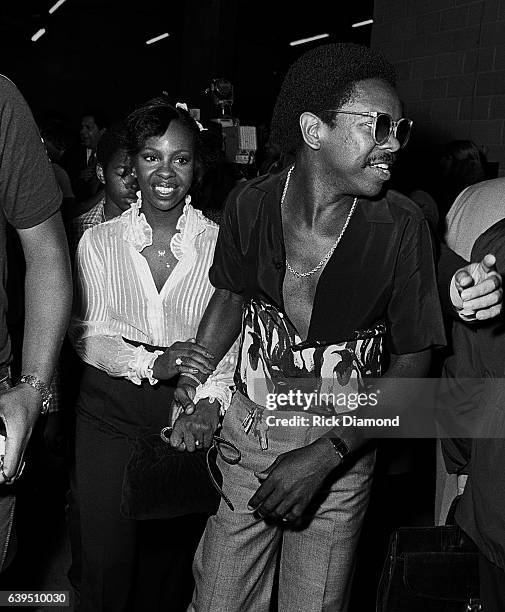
18 375 52 415
329 437 350 463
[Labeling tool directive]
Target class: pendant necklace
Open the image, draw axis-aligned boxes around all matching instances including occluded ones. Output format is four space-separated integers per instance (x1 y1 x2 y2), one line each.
157 249 171 269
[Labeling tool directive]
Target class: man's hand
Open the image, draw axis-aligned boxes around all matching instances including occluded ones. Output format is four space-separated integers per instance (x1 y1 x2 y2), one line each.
0 384 41 483
169 382 196 426
173 381 198 415
152 339 215 381
453 253 502 320
169 399 220 452
247 438 340 527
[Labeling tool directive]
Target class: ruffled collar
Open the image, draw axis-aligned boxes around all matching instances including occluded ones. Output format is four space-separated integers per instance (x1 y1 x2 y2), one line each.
121 192 209 259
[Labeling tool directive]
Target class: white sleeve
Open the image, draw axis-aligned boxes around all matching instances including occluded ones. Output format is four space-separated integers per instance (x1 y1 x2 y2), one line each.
68 229 162 385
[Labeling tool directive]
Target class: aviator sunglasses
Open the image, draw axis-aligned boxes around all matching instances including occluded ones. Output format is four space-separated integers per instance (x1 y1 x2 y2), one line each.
325 110 413 148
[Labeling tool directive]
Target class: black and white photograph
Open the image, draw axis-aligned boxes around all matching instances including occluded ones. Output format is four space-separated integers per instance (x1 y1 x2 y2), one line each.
0 0 504 610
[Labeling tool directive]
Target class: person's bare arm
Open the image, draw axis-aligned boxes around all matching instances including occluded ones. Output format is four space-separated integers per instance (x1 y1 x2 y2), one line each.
195 289 243 363
169 288 243 449
0 212 72 481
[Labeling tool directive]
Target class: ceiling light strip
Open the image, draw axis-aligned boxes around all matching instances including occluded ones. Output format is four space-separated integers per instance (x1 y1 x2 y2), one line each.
48 0 67 15
289 33 330 47
146 32 170 45
352 19 374 28
31 28 46 42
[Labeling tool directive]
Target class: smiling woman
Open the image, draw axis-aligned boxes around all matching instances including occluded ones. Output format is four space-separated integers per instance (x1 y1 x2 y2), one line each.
68 96 237 611
133 120 195 216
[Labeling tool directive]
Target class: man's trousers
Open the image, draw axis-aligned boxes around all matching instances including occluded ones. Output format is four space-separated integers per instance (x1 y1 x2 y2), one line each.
190 391 375 612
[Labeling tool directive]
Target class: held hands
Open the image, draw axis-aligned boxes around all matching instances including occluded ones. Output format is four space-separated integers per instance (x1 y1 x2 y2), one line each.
247 438 341 527
453 254 502 321
170 382 197 427
0 384 41 484
172 377 200 416
169 398 220 452
152 338 215 381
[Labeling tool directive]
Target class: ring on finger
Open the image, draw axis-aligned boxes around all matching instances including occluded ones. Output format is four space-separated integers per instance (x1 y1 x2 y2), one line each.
195 439 200 447
175 357 183 366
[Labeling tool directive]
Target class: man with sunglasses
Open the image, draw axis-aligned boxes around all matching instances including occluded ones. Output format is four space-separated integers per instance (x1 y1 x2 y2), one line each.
170 43 501 611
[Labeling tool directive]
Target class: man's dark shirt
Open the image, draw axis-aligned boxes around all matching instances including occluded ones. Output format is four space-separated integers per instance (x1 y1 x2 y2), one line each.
209 168 446 405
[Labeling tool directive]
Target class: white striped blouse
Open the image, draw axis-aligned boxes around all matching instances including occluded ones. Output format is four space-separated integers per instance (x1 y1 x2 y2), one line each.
68 202 237 409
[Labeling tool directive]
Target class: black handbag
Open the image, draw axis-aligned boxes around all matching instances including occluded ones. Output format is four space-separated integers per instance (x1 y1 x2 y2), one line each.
120 428 240 521
377 498 481 611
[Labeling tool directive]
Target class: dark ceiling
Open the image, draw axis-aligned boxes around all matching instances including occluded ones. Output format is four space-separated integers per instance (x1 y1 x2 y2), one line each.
0 0 374 128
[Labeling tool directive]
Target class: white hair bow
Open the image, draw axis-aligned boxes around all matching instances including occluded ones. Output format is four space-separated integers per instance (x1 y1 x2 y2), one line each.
175 101 207 132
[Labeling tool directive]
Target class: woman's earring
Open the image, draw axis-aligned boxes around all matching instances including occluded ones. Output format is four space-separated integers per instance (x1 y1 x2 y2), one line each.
132 190 142 210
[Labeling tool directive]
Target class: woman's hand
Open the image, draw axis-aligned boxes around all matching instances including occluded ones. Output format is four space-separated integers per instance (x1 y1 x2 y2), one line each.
169 399 220 452
152 339 215 380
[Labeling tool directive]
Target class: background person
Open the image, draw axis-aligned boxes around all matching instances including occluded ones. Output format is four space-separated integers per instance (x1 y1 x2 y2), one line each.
438 140 488 220
440 218 505 611
63 110 108 205
38 116 76 220
67 121 138 257
446 175 505 262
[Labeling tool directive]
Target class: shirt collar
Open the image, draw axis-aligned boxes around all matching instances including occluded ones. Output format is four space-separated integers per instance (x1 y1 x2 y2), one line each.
80 197 106 225
121 193 208 253
250 166 393 224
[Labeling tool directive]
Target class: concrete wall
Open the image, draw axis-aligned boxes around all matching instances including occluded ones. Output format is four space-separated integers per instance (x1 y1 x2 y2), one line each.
372 0 505 173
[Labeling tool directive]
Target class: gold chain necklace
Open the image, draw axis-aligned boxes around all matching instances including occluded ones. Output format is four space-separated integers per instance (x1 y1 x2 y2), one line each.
281 165 358 278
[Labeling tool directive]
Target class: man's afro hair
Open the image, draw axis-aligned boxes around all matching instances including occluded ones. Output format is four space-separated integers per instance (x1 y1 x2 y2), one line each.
269 43 397 156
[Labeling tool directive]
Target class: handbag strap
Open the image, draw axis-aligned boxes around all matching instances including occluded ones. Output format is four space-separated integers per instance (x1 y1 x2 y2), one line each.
206 437 241 511
160 427 241 511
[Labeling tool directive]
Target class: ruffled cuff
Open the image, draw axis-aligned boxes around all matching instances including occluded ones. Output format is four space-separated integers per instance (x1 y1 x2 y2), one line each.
127 345 163 385
192 380 234 416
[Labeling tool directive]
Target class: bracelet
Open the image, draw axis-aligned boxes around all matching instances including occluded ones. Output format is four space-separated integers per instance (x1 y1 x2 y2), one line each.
18 374 52 415
329 437 350 463
180 372 203 387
